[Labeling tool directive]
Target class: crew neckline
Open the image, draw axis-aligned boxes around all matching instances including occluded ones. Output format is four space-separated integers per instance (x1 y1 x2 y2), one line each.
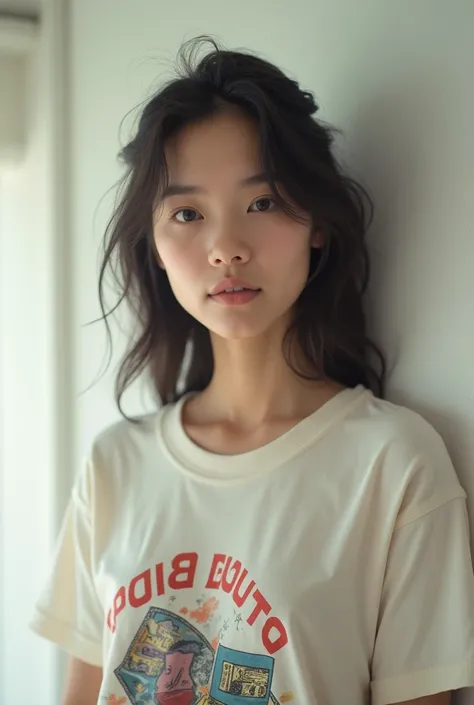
157 385 370 485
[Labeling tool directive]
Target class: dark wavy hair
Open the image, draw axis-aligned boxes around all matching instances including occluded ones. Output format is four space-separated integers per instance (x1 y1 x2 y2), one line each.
98 35 385 415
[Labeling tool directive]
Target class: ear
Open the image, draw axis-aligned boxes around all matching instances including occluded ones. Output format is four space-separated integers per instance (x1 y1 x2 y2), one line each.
311 228 324 249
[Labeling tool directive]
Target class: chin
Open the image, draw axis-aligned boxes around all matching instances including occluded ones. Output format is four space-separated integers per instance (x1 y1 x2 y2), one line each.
205 312 290 342
188 302 295 342
208 322 265 341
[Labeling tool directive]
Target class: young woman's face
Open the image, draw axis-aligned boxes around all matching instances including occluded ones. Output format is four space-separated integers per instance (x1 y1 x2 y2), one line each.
153 108 321 341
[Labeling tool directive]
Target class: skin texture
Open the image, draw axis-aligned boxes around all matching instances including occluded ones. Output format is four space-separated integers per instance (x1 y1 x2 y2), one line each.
62 659 102 705
389 695 451 705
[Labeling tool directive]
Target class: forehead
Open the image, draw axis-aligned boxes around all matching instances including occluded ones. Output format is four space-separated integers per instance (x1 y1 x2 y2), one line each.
165 109 263 183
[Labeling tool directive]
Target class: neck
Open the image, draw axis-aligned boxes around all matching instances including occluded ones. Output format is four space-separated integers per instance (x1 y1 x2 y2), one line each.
196 327 342 429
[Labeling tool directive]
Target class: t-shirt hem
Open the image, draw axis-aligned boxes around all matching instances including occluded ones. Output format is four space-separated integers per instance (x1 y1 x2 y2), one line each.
371 658 474 705
29 608 103 667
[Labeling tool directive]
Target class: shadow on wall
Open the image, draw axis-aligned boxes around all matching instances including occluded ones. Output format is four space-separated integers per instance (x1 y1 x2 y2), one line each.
347 66 473 493
352 64 462 355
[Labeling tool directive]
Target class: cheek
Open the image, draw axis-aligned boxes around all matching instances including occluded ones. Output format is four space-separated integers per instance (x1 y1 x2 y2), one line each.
155 236 198 275
155 237 204 305
262 223 312 271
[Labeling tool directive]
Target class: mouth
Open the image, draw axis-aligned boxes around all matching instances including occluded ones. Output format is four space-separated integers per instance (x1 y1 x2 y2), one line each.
208 285 262 306
211 285 260 296
209 279 261 297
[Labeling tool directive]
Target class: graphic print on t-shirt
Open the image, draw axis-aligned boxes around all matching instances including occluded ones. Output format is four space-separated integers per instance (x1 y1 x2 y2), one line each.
105 551 292 705
114 608 278 705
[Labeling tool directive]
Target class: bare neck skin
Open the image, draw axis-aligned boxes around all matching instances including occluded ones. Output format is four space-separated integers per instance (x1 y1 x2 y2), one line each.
183 318 344 452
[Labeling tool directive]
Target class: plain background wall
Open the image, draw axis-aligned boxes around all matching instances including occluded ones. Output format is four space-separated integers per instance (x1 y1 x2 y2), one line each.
10 0 472 702
0 54 27 164
0 22 57 705
0 1 67 703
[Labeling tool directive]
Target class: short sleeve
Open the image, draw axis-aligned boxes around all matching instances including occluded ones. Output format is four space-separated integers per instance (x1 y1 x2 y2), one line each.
29 459 104 666
371 495 474 705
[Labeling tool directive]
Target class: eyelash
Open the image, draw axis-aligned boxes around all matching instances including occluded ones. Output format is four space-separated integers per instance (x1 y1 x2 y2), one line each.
169 196 277 224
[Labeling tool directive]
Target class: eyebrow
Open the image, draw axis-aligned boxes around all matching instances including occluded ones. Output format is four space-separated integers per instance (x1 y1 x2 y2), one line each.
162 172 270 198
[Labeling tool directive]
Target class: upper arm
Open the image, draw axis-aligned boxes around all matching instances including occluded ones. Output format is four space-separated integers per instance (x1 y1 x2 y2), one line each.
388 693 451 705
62 657 103 705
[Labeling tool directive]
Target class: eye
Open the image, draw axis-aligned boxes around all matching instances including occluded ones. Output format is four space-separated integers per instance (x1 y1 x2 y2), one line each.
172 208 202 223
249 196 276 213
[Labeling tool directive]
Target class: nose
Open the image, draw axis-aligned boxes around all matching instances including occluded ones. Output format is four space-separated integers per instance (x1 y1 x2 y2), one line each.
208 228 251 267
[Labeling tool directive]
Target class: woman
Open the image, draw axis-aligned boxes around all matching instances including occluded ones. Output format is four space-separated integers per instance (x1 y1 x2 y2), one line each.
30 36 474 705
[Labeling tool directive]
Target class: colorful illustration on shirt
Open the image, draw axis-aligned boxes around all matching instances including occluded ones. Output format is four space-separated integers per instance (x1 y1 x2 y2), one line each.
208 644 275 705
179 597 220 625
115 608 280 705
100 696 127 705
115 608 213 704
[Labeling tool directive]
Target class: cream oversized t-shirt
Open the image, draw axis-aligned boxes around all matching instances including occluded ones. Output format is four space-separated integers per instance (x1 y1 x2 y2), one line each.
30 386 474 705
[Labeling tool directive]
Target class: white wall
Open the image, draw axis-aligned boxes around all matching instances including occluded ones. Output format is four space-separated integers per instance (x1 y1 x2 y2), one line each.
0 45 57 705
0 1 68 703
21 0 474 701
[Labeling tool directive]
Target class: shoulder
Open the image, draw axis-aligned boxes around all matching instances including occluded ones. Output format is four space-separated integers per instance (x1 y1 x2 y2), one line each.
350 391 450 460
347 391 466 526
89 409 164 464
74 407 169 503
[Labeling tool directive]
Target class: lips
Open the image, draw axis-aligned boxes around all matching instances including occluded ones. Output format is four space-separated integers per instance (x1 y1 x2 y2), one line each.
209 278 261 297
